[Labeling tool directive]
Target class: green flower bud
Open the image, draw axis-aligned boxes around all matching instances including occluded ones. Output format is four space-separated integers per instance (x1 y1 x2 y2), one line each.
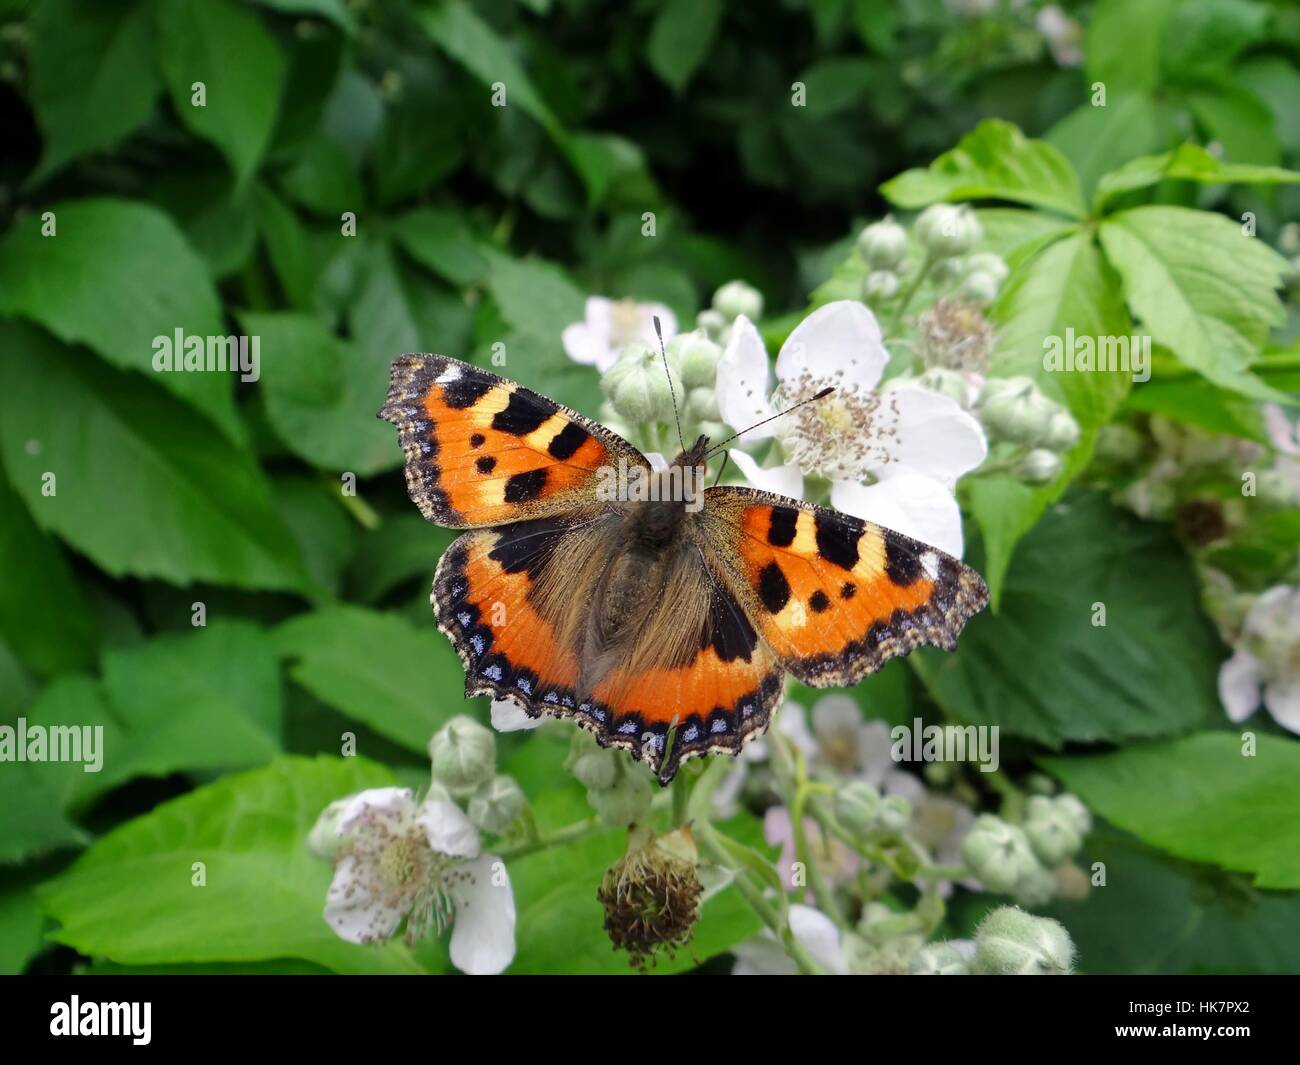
976 376 1057 448
877 794 913 835
670 330 723 388
929 255 966 286
687 386 720 422
308 797 351 861
1052 793 1092 837
961 814 1040 894
973 906 1076 975
1279 222 1300 256
695 308 728 340
857 216 909 269
915 204 982 258
1014 448 1063 486
1257 467 1298 508
1024 795 1083 865
834 780 883 836
1093 422 1144 466
588 764 653 827
567 742 619 791
429 716 496 796
908 940 974 975
863 270 901 302
1012 862 1058 907
960 270 1000 306
602 342 683 424
915 367 975 408
964 251 1009 285
467 774 526 835
712 280 763 322
1042 408 1081 452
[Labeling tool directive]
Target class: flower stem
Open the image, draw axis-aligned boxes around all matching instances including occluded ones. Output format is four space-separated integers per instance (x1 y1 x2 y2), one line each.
323 473 381 530
496 817 603 860
887 254 934 339
694 821 825 975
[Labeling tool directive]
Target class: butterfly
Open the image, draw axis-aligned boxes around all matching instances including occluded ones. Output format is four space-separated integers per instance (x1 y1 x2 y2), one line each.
379 353 988 785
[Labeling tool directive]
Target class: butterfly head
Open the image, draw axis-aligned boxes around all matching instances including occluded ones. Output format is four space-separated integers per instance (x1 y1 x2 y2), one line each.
671 433 711 472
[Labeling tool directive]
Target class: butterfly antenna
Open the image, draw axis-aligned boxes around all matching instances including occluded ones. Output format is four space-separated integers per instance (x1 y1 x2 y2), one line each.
653 315 686 453
705 387 835 458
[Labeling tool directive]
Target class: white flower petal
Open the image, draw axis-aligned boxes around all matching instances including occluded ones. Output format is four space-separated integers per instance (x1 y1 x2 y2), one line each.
645 451 669 471
416 798 481 859
831 473 966 557
856 720 898 786
1218 651 1263 723
777 300 887 394
449 853 517 975
775 699 818 757
731 933 799 976
560 322 605 368
811 694 863 744
728 448 804 498
323 854 407 945
716 315 777 436
873 388 987 487
789 904 848 975
1262 677 1300 734
334 787 416 837
490 698 543 732
639 303 678 347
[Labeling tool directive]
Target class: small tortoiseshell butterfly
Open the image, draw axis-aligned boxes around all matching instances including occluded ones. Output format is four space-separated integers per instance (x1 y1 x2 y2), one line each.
380 353 988 784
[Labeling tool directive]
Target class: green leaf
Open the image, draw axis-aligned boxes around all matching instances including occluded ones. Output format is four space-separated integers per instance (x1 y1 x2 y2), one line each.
646 0 723 93
27 0 161 183
155 0 286 187
0 471 98 676
0 885 46 974
0 323 311 595
1042 733 1300 889
507 799 764 974
915 492 1221 748
273 605 466 753
1099 205 1292 401
1124 375 1267 441
1161 0 1268 83
240 310 397 477
972 232 1132 602
250 0 356 33
1045 94 1166 200
1085 0 1178 95
0 197 241 441
277 133 363 216
0 768 88 865
273 475 357 598
345 514 452 604
795 57 873 119
972 208 1075 267
1094 143 1300 212
254 185 319 310
1039 830 1300 975
480 248 599 415
1187 84 1281 168
393 207 487 287
102 620 283 779
38 756 426 973
880 119 1086 219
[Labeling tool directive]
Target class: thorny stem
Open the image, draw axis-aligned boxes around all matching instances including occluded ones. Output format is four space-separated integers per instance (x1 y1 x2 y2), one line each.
788 744 849 929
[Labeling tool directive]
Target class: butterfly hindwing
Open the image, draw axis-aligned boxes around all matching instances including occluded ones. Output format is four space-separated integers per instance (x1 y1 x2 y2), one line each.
380 354 649 528
434 513 785 784
700 486 989 687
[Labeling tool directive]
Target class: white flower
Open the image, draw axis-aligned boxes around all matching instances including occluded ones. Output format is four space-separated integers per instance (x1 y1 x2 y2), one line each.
1218 585 1300 734
715 301 987 556
490 698 543 732
732 904 850 975
562 296 678 374
1036 5 1083 67
312 787 516 974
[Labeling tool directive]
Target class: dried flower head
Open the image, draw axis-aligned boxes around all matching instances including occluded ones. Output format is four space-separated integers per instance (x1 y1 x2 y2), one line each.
598 826 703 971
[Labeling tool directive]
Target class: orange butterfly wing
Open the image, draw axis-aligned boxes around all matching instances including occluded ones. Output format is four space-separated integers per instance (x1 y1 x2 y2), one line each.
379 354 648 528
700 486 989 687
